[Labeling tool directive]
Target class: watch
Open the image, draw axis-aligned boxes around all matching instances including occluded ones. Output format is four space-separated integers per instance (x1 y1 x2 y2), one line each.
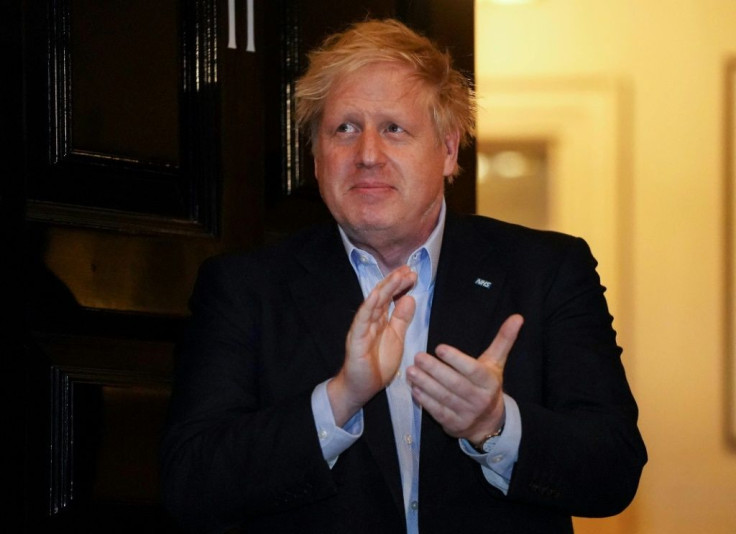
471 424 504 453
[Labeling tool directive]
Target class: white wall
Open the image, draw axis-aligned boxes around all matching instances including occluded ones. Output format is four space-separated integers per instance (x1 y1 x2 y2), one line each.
475 1 736 532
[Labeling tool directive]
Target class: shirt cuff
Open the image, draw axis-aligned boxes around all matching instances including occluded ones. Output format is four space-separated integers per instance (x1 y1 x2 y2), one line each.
458 393 521 495
311 380 363 467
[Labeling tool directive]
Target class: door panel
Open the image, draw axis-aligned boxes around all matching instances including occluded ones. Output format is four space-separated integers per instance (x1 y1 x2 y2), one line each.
16 1 475 530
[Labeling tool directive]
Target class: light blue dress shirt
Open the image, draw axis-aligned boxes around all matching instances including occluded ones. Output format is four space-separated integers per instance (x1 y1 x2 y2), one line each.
311 201 522 533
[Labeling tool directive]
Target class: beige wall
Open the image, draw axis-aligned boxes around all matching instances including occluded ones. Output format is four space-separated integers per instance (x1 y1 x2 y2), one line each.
475 1 736 532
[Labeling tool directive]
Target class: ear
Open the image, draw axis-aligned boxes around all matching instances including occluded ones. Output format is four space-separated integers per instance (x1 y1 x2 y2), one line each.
313 140 322 183
442 130 461 177
311 123 324 182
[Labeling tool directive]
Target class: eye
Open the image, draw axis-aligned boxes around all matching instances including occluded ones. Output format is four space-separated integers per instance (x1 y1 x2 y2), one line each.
385 123 405 134
336 123 357 134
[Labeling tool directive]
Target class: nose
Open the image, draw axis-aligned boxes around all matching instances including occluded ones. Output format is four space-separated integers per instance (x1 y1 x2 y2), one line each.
355 129 384 169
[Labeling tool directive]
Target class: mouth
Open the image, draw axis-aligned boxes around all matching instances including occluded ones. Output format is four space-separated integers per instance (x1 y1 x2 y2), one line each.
349 182 395 193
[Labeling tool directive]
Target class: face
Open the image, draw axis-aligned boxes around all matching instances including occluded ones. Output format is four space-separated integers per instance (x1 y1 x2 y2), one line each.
313 62 459 266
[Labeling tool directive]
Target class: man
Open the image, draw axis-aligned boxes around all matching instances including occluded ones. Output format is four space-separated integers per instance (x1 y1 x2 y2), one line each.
161 19 646 533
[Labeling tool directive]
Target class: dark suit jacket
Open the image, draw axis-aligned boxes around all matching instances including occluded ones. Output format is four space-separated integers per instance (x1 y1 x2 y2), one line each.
161 213 646 533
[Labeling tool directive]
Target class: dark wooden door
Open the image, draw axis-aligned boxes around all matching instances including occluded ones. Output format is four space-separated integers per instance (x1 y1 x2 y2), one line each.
9 1 474 531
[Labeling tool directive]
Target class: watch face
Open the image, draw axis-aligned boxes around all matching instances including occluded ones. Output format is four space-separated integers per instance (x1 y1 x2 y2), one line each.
481 433 502 453
481 437 494 453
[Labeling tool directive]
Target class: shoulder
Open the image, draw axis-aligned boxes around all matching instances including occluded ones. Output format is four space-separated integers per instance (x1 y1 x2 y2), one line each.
446 213 589 263
443 214 602 291
197 222 340 286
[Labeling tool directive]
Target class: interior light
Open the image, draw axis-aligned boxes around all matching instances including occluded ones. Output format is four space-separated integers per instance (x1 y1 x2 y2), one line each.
486 0 541 5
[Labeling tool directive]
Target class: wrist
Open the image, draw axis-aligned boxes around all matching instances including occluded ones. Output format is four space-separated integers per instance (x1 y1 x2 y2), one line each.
470 423 505 453
326 375 364 427
470 399 506 450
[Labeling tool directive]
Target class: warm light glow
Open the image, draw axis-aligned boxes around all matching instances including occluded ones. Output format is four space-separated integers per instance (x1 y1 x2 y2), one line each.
484 0 541 5
475 1 736 533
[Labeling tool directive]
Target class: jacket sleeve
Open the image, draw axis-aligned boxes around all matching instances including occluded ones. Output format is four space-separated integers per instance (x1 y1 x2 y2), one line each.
159 257 338 532
506 237 647 517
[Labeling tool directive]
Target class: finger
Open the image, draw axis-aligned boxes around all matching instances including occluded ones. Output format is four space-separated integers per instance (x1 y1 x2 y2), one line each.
371 266 417 311
426 344 498 391
478 314 524 368
410 383 459 427
433 344 478 377
408 373 481 436
350 267 416 335
408 353 476 411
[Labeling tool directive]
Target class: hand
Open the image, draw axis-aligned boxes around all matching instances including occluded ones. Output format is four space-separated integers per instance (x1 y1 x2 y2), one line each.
327 266 417 426
406 314 524 445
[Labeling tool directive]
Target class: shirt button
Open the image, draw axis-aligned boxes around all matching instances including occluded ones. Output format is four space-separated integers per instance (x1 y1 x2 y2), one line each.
404 434 413 445
410 500 419 510
318 429 328 440
491 454 504 464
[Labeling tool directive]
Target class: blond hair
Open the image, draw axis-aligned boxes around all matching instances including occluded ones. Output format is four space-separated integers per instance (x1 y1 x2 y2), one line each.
295 19 475 177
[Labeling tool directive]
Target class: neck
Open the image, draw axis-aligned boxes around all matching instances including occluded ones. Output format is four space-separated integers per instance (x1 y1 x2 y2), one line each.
354 237 422 274
338 199 445 274
343 220 438 275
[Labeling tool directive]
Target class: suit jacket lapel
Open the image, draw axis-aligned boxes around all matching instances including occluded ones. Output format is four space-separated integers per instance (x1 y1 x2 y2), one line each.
288 224 405 514
428 213 508 358
422 213 509 464
289 224 363 375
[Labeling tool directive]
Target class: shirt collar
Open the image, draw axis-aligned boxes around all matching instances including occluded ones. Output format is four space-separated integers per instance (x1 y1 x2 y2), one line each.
338 199 446 288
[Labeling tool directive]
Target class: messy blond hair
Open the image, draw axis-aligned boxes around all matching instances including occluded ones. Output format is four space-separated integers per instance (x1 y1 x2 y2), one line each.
295 19 475 178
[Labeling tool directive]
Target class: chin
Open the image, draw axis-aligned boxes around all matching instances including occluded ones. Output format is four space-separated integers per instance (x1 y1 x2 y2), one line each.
343 208 393 228
342 216 396 236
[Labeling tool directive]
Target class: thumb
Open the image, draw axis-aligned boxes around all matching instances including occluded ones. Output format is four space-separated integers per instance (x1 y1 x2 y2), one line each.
478 314 524 368
390 294 416 337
